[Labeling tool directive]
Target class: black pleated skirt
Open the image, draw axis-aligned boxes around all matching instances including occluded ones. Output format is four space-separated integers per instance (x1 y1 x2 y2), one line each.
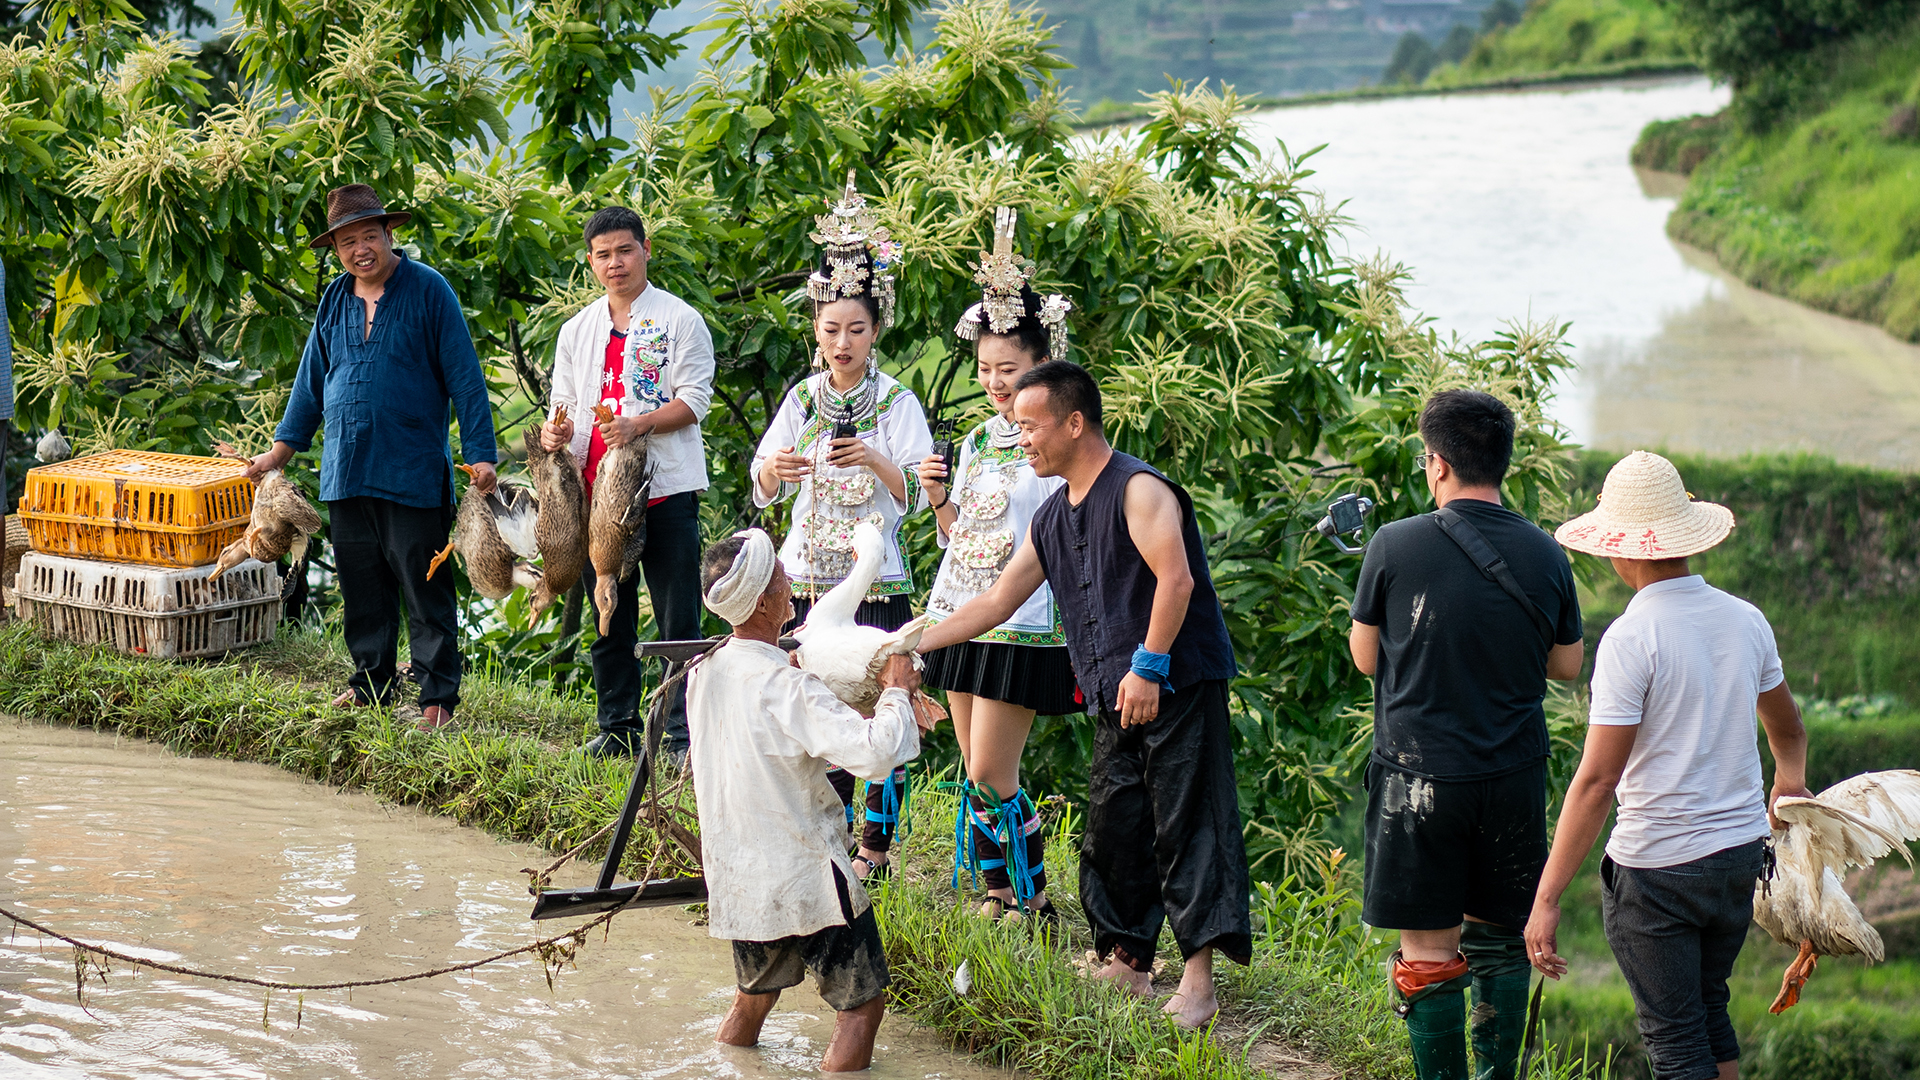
922 639 1082 716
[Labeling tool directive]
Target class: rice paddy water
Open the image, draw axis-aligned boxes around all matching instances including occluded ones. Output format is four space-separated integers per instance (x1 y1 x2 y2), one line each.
0 719 1007 1079
1249 75 1920 472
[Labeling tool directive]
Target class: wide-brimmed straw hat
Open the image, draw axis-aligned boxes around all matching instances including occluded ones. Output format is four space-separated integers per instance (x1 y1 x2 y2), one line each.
309 184 411 249
1555 450 1734 559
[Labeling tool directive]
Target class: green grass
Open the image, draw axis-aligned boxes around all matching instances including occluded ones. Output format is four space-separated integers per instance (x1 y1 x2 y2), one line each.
1424 0 1694 88
1631 111 1732 175
1660 19 1920 342
876 783 1616 1079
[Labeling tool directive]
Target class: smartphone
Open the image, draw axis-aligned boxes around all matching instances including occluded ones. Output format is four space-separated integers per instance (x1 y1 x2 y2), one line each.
930 420 957 480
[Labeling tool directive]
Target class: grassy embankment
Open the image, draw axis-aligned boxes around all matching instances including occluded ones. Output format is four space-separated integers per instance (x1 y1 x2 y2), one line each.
1537 451 1920 1079
1632 19 1920 343
0 621 1488 1079
1422 0 1695 88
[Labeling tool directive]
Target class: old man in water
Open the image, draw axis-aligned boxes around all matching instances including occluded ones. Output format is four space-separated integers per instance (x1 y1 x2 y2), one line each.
687 528 922 1072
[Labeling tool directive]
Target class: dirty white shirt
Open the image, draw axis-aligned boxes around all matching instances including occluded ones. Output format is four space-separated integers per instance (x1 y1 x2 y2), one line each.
1589 575 1784 869
687 637 920 941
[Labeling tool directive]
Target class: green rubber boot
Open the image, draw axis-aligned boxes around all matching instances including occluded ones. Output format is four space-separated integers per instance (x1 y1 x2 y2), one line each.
1394 952 1472 1080
1460 922 1534 1080
1405 981 1472 1080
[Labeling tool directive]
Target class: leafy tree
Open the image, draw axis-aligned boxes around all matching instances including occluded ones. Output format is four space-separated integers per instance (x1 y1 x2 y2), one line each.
1439 22 1478 64
1481 0 1522 33
1661 0 1920 126
1 0 1576 873
1383 30 1439 84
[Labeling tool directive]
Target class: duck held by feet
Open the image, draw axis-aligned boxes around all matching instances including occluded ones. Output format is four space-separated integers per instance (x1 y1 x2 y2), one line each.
585 404 653 636
428 463 541 601
523 405 588 620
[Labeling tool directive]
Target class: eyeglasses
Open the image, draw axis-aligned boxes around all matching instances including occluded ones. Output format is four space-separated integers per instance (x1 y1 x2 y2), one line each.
1414 452 1442 470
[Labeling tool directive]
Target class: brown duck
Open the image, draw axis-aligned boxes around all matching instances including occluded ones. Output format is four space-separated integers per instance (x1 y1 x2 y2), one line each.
210 442 324 587
428 463 541 601
524 405 588 620
586 403 653 636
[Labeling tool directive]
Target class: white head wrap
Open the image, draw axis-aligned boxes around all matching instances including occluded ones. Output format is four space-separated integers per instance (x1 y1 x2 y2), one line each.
703 528 777 626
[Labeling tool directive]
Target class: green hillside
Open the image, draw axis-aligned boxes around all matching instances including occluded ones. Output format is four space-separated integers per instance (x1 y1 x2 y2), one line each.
1634 12 1920 343
1423 0 1694 86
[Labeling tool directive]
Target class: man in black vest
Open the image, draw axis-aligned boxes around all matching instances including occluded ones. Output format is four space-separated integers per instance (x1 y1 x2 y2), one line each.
1348 390 1585 1080
917 360 1250 1030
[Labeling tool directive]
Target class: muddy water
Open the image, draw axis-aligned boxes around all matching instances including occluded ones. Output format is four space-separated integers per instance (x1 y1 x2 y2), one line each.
1249 77 1920 470
0 720 1003 1079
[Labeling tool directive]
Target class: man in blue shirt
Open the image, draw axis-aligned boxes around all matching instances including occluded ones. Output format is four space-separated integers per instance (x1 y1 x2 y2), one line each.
248 184 498 729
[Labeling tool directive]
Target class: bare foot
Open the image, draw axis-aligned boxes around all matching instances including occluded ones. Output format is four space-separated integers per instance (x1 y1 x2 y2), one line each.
822 994 885 1071
1161 989 1218 1029
1090 955 1154 998
717 989 778 1047
1161 948 1218 1029
331 688 362 708
852 849 889 880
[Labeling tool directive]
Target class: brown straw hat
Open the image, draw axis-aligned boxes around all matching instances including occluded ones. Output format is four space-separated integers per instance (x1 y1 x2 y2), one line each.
309 183 411 249
1555 450 1734 559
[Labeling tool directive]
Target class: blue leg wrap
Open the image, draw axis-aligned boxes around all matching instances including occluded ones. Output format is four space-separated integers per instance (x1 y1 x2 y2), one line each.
864 767 909 837
996 788 1044 909
951 778 976 890
961 785 1044 909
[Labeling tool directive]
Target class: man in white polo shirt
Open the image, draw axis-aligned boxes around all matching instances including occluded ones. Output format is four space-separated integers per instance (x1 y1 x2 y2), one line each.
541 206 716 759
1526 451 1810 1080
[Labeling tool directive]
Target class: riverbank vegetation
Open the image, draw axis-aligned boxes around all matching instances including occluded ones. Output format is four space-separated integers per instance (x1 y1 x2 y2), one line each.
1629 7 1920 342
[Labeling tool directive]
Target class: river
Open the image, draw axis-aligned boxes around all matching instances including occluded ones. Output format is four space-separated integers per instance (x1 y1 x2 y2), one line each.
1247 76 1920 471
0 720 1002 1079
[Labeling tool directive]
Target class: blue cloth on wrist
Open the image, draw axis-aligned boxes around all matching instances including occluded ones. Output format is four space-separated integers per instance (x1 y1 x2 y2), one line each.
1130 645 1174 694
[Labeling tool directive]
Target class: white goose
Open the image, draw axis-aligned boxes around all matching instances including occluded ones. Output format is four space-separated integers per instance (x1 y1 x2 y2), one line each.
793 521 937 721
1752 769 1920 1012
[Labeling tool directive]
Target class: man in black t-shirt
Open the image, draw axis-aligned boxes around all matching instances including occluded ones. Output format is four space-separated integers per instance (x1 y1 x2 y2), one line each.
1349 390 1584 1080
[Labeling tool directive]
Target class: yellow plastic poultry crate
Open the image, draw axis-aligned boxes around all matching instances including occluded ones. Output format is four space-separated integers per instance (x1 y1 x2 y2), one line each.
16 449 254 567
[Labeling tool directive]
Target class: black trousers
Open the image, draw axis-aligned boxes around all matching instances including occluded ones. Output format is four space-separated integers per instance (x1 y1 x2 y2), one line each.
585 490 702 752
1080 678 1253 967
329 496 461 711
1603 840 1765 1079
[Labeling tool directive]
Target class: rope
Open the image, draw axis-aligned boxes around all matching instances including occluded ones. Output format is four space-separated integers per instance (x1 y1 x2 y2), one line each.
1 900 626 993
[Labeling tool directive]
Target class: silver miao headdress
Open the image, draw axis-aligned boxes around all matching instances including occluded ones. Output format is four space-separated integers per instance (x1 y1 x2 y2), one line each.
807 170 901 329
953 207 1072 362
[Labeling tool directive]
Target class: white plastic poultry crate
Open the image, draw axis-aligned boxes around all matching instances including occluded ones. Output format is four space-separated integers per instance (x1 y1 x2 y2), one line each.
12 552 282 659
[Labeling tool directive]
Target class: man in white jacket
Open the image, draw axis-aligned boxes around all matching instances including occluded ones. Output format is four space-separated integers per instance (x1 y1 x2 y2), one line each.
688 528 921 1073
541 206 716 759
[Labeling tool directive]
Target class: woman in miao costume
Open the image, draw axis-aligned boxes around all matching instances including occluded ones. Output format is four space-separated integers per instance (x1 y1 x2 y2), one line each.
916 208 1077 921
751 173 935 880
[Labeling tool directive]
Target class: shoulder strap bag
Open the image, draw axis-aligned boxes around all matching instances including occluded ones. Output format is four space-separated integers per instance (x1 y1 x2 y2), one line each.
1430 505 1555 650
